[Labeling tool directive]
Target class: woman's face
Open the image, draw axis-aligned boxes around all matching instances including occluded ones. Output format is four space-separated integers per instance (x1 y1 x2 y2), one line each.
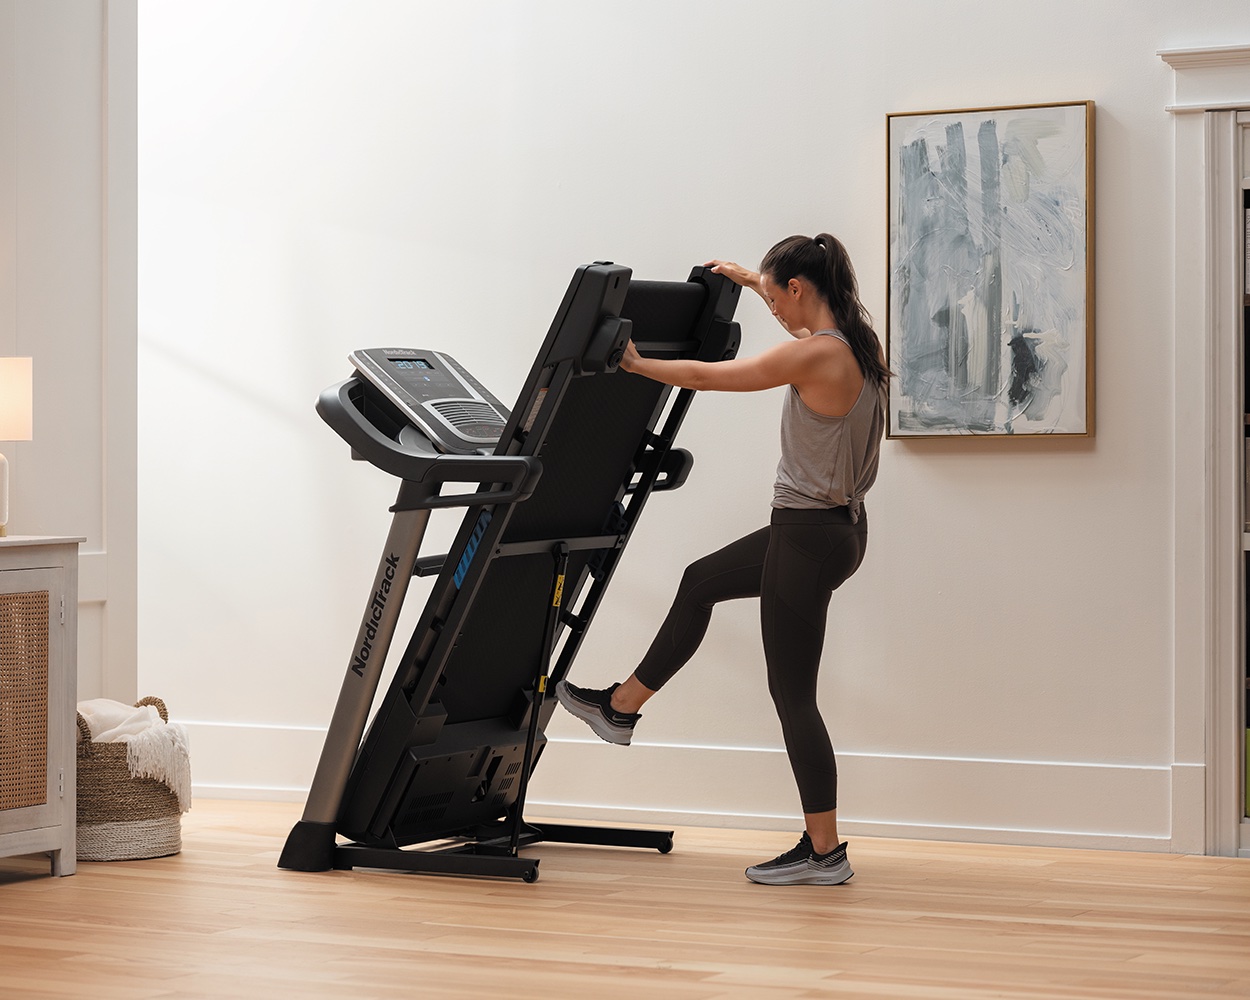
760 272 801 332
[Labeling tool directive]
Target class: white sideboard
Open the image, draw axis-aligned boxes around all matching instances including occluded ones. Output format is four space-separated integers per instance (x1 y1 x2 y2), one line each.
0 536 83 876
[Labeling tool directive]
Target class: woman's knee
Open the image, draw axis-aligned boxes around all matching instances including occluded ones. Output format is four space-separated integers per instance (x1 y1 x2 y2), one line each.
673 559 713 607
766 666 820 721
676 550 751 607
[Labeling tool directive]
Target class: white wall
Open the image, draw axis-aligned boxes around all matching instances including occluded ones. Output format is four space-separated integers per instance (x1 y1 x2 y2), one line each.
137 0 1249 851
1 0 137 703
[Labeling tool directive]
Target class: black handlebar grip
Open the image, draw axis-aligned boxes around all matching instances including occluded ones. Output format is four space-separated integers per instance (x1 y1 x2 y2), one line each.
316 379 542 506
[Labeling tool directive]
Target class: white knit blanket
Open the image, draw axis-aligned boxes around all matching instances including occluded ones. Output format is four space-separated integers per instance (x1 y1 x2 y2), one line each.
78 698 192 813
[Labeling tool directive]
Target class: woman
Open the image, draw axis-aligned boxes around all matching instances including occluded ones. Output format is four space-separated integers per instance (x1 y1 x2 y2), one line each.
556 233 889 885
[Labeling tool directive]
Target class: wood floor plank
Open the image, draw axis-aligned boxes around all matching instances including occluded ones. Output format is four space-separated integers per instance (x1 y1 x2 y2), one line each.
0 799 1247 998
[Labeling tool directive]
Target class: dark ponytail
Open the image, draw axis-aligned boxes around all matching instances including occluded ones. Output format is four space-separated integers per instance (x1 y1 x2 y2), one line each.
760 233 891 387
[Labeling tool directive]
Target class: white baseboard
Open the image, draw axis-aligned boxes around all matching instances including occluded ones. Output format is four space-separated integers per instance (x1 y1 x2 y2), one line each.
183 722 1181 852
520 800 1173 853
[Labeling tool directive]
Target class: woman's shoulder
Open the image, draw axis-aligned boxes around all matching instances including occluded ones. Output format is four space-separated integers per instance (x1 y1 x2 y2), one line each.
790 333 866 417
806 330 861 373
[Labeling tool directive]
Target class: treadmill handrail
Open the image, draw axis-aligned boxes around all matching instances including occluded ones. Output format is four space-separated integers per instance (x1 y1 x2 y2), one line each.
316 378 543 506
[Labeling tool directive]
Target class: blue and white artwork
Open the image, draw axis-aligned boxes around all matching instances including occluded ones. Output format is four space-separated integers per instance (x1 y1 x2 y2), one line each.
887 102 1093 436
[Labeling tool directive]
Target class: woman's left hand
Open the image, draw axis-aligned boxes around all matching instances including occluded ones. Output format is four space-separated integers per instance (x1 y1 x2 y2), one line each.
705 260 761 293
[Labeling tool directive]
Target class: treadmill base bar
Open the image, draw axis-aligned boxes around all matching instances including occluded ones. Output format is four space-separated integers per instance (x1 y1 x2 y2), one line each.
331 822 675 883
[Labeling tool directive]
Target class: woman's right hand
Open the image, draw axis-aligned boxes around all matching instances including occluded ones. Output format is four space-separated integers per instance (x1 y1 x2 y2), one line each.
619 339 643 373
705 259 761 292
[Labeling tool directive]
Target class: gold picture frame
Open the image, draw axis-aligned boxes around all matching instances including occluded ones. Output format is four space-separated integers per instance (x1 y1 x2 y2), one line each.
886 100 1095 437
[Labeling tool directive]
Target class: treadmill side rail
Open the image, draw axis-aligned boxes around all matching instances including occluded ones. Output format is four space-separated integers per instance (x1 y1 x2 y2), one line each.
278 507 432 872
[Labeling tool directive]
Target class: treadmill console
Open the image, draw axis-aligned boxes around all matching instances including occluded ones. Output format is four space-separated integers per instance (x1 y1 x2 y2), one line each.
349 348 510 454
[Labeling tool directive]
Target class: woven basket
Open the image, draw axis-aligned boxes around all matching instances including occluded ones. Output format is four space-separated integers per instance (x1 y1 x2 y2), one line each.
76 696 183 861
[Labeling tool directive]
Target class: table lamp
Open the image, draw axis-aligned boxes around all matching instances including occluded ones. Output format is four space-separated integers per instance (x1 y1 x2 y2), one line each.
0 357 33 537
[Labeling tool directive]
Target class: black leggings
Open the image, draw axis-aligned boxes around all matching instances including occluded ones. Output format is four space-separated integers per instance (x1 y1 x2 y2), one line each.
634 506 868 813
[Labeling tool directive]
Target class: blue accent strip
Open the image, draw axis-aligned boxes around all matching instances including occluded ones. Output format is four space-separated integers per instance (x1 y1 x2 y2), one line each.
453 511 492 589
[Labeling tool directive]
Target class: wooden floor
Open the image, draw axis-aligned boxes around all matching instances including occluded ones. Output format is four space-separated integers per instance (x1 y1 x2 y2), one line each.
1 800 1248 999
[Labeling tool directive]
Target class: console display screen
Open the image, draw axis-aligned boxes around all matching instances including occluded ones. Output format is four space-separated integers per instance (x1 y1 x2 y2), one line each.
389 358 433 370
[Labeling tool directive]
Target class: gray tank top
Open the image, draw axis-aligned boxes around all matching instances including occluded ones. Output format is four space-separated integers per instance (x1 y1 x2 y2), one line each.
772 329 886 521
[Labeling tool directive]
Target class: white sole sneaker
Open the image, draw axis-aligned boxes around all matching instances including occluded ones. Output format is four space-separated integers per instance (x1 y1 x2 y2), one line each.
745 855 854 885
745 834 853 885
554 679 638 746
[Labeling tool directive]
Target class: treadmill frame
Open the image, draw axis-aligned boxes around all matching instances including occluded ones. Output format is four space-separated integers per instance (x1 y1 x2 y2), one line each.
279 263 740 881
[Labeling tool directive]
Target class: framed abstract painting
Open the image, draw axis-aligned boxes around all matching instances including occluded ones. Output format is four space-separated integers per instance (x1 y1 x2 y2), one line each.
886 101 1094 437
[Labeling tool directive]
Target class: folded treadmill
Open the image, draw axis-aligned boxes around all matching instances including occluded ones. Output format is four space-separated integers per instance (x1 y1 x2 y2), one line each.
279 262 740 881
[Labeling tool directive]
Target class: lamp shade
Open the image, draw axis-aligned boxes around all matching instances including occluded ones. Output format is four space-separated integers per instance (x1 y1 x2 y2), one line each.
0 357 33 441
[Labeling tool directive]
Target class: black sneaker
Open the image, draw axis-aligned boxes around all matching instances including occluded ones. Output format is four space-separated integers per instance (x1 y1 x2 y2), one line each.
745 833 853 885
554 680 639 746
